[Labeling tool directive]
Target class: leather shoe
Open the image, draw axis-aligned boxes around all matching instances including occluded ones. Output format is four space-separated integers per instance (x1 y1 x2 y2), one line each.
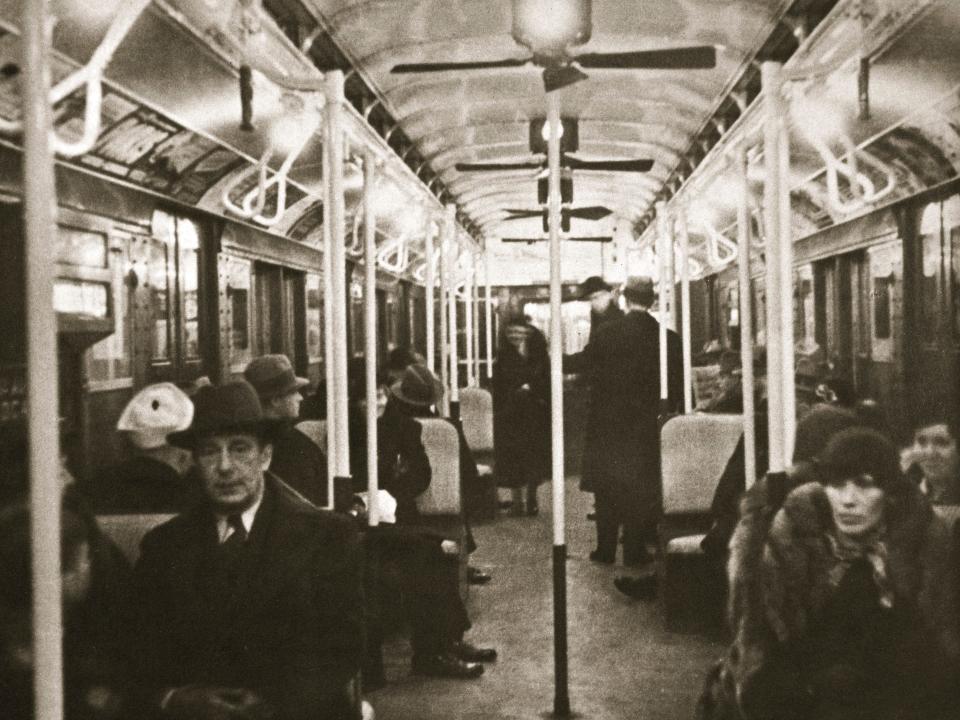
467 566 491 585
412 652 484 679
589 550 614 564
451 641 497 663
614 574 658 600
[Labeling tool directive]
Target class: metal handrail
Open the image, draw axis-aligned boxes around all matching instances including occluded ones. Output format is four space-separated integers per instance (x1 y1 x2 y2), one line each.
0 0 152 157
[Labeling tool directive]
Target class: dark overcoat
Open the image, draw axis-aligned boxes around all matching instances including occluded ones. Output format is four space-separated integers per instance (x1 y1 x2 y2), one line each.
564 309 682 498
270 423 329 508
493 330 551 488
128 476 363 720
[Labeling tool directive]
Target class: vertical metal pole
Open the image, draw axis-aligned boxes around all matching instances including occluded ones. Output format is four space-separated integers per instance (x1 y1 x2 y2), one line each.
326 70 351 480
439 212 450 416
23 3 64 718
736 146 757 489
546 90 570 719
321 76 337 505
424 214 436 373
484 248 494 381
472 253 481 385
363 150 379 526
777 102 796 464
762 62 786 477
446 210 460 419
465 253 475 387
678 211 693 413
657 202 670 407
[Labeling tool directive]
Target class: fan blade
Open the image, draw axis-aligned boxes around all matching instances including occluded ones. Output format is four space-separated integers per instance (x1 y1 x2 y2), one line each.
504 212 543 221
455 161 544 171
501 237 545 243
566 236 613 242
576 46 717 70
563 156 654 172
542 64 589 93
567 206 613 221
503 208 544 215
392 58 529 73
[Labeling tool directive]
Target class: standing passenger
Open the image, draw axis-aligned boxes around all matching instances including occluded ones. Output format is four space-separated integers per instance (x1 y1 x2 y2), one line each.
244 354 328 507
565 276 682 566
493 318 550 516
903 414 960 505
128 381 363 720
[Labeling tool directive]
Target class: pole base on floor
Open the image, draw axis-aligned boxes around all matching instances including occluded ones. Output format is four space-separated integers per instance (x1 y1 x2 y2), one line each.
551 543 571 718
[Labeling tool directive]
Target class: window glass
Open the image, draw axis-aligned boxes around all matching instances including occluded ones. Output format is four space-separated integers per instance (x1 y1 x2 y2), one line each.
226 257 252 369
919 202 941 344
306 273 322 362
147 237 172 360
794 265 814 344
56 226 107 268
53 279 108 317
89 244 132 383
177 218 201 360
944 195 960 345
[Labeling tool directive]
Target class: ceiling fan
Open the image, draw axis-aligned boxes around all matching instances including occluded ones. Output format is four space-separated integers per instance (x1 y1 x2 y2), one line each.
391 0 717 92
503 204 612 232
502 236 613 244
455 118 653 173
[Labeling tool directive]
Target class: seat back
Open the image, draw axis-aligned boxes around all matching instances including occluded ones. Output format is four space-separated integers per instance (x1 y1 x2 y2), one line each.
933 504 960 528
296 419 327 453
459 387 494 453
661 413 743 516
415 418 462 515
96 513 174 564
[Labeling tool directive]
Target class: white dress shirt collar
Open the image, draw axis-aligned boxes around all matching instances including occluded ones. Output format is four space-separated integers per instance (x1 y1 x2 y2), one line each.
215 492 263 543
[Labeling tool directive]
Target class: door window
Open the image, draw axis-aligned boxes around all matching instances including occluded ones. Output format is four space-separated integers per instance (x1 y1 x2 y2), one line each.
225 256 252 371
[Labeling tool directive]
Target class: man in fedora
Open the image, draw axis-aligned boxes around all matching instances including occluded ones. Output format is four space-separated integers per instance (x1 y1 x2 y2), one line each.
576 275 623 344
565 276 682 567
244 354 328 507
128 380 363 720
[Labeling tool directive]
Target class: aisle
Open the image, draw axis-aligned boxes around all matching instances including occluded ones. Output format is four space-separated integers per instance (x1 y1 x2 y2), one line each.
368 478 723 719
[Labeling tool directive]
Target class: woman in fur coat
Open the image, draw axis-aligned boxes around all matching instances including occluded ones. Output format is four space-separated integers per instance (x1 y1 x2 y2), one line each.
699 427 960 720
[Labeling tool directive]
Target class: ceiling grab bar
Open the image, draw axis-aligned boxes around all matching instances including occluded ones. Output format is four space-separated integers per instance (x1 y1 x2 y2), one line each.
240 126 313 226
412 246 440 284
221 142 273 220
854 148 897 203
0 0 151 156
376 231 410 273
808 134 876 214
701 221 738 267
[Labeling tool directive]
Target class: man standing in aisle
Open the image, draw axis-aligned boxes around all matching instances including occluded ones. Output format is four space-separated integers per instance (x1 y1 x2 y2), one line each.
565 276 682 566
128 381 363 720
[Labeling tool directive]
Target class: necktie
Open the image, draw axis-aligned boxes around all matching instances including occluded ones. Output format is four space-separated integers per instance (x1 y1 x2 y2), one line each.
226 514 247 543
218 515 248 587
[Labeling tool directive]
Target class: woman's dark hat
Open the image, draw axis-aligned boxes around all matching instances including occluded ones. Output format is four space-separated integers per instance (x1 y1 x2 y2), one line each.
168 380 285 449
816 427 901 490
792 405 859 464
389 365 443 408
243 354 309 401
577 275 612 299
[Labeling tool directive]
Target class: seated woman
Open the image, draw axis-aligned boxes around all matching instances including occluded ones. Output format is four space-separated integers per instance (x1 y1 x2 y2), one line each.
700 427 960 720
902 414 960 506
346 362 496 682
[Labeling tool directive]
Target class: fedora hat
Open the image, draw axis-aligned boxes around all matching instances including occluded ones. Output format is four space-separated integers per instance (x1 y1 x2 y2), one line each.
117 382 194 449
244 354 309 400
389 364 443 408
576 275 612 300
168 381 285 449
622 275 655 306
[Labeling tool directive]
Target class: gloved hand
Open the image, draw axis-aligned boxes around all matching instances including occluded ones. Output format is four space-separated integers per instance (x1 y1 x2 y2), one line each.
165 685 275 720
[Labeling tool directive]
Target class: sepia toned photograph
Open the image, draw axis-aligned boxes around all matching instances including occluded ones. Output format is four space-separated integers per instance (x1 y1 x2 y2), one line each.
1 1 958 718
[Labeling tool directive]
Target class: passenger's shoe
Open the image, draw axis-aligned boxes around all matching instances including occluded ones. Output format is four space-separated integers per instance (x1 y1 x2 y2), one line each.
614 574 658 600
412 653 484 679
589 550 615 565
467 566 491 585
451 641 497 663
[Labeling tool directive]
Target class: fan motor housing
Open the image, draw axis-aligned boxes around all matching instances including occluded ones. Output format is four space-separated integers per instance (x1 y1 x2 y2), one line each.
512 0 592 56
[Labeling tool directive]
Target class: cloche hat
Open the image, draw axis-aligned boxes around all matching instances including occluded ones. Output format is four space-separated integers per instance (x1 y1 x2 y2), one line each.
389 365 443 408
117 382 194 450
168 381 285 449
244 354 309 400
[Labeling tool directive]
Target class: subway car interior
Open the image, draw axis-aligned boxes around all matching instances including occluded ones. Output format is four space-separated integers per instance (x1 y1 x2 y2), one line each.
2 0 960 718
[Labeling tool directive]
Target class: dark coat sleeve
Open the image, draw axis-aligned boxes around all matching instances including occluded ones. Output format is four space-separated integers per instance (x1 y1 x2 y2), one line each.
385 417 432 504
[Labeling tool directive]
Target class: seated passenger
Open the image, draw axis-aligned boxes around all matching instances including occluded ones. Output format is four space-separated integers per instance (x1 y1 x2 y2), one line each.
902 414 960 505
244 353 328 507
345 365 495 681
128 381 363 720
700 428 960 720
386 345 426 387
92 383 201 514
385 364 489 583
0 501 132 720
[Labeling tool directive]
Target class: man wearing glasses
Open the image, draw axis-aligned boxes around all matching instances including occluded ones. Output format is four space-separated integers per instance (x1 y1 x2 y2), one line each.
128 380 363 720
